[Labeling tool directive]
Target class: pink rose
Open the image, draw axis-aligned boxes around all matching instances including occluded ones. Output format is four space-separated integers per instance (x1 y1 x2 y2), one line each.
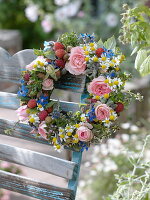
88 76 111 96
95 103 111 120
76 126 93 142
42 78 54 90
38 122 48 140
16 105 29 121
65 46 86 75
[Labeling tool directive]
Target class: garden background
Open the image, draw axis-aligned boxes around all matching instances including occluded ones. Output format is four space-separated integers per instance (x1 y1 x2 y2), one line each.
0 0 150 199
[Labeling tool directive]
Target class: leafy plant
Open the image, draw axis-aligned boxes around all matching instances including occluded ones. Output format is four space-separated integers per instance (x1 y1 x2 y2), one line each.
119 4 150 76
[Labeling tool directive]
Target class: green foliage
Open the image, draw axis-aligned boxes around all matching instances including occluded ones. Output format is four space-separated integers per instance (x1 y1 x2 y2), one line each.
119 4 150 76
59 32 79 47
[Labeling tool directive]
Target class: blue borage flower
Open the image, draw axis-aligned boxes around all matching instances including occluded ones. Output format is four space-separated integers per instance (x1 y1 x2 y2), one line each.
79 142 89 152
79 33 95 43
87 107 96 122
52 110 61 119
43 41 54 51
17 84 28 97
37 95 49 107
103 47 115 58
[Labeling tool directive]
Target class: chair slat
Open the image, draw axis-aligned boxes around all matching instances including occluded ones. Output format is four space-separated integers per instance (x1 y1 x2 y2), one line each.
0 143 77 179
0 48 85 92
0 170 75 200
0 92 80 112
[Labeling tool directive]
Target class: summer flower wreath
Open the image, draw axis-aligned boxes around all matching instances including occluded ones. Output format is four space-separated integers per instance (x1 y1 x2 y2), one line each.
16 32 141 152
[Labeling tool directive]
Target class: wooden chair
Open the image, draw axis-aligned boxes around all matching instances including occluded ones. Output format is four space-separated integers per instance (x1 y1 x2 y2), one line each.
0 47 86 200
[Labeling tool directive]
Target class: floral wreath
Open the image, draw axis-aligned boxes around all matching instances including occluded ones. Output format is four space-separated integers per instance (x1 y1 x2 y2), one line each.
16 32 140 152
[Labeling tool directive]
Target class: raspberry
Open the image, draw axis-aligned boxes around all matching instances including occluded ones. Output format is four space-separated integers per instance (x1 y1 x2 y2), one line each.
55 59 65 68
54 42 65 51
46 106 53 113
96 48 104 57
27 99 37 108
55 49 66 59
24 73 30 81
39 110 48 121
115 102 124 113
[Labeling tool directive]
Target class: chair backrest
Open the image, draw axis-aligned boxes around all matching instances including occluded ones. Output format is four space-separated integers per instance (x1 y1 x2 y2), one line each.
0 47 85 200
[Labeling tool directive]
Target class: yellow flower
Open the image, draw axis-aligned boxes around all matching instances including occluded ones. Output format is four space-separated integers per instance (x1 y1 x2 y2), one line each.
83 46 87 50
104 79 109 83
73 139 79 143
29 118 35 123
38 104 42 108
112 59 116 63
93 57 99 62
60 134 65 138
110 63 114 67
56 144 61 149
85 57 89 62
115 67 120 71
103 94 109 99
121 55 125 60
26 109 30 114
85 51 89 55
95 96 100 100
101 57 106 61
52 137 57 143
67 132 72 136
74 134 78 138
101 65 107 69
75 124 80 128
33 64 37 68
90 47 96 51
109 83 113 86
37 61 44 66
110 115 115 120
114 80 119 85
89 43 94 47
105 119 110 124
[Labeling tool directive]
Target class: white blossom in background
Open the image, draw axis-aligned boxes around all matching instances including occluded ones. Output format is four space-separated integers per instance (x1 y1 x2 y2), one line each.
121 133 130 143
121 122 131 129
55 1 81 21
130 125 139 132
41 15 54 33
54 0 70 6
103 158 118 172
105 13 118 27
25 4 39 22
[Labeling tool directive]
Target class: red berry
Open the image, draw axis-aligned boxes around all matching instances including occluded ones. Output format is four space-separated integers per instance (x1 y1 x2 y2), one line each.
27 99 37 108
55 59 65 68
39 110 48 121
54 42 65 51
96 48 104 57
46 107 53 113
115 102 124 113
24 73 30 81
55 49 66 59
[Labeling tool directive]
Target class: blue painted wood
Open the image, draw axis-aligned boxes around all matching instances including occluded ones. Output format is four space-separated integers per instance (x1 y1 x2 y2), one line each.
0 170 75 200
68 151 82 196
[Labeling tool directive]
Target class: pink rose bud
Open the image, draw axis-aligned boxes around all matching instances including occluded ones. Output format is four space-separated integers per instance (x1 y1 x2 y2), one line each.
88 76 111 96
76 126 93 142
95 103 111 120
16 105 29 121
42 78 54 90
65 46 86 75
38 122 48 140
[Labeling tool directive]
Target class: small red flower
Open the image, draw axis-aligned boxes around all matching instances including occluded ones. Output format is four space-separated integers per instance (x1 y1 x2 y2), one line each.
55 59 65 68
39 110 48 121
54 42 65 51
96 48 104 57
24 73 30 81
55 49 66 59
115 102 124 113
27 99 37 108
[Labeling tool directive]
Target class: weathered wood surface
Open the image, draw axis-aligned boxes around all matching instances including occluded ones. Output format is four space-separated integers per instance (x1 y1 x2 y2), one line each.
0 170 75 200
68 151 82 194
0 48 85 92
0 92 80 111
0 143 76 179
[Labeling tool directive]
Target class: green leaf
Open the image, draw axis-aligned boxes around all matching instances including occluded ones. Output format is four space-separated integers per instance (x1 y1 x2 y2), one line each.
139 55 150 76
45 101 56 109
131 46 139 55
104 36 116 50
44 50 56 60
135 50 147 71
34 49 44 56
46 64 57 81
97 38 103 48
